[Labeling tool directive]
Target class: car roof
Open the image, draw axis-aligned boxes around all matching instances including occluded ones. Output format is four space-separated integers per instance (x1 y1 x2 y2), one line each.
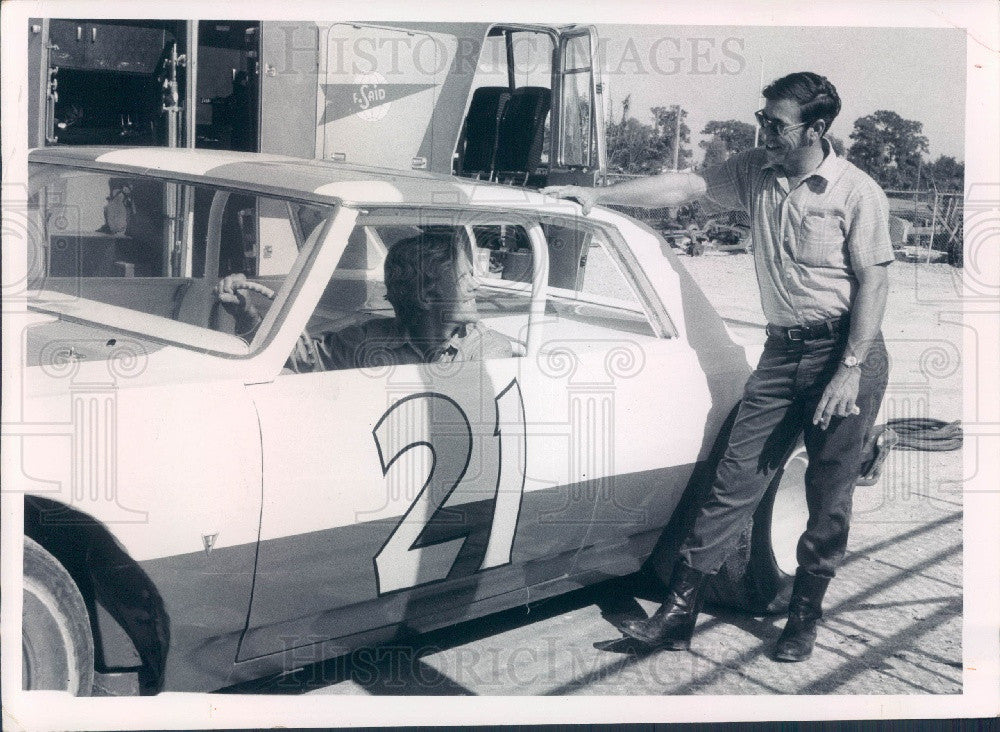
28 146 556 210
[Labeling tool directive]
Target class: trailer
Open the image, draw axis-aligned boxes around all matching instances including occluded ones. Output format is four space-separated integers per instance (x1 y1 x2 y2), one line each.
28 19 607 186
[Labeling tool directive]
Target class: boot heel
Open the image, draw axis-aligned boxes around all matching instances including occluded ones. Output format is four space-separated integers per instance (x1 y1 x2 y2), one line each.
619 561 708 650
772 569 831 662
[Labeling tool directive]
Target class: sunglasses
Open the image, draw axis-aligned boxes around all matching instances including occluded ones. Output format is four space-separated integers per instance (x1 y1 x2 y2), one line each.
755 109 809 136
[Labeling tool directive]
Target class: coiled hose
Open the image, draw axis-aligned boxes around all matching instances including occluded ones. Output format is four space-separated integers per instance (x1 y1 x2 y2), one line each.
856 418 962 486
884 417 963 451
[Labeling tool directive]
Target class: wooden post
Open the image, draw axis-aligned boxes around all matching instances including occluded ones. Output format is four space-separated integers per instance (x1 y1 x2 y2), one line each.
672 104 681 171
939 194 962 249
927 191 939 263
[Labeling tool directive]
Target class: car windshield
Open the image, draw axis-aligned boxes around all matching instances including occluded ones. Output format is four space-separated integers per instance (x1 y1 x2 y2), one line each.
27 163 335 354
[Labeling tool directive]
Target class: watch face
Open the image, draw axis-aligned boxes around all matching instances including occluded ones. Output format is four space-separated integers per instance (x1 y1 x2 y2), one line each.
844 356 860 367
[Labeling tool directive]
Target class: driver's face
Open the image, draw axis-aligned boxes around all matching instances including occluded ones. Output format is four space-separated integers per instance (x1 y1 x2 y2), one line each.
431 250 480 327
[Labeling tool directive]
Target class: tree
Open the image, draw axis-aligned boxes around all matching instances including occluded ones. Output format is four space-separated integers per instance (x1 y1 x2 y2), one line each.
606 116 667 174
928 155 964 191
699 119 756 167
651 105 693 170
847 110 929 189
700 137 730 169
605 105 692 175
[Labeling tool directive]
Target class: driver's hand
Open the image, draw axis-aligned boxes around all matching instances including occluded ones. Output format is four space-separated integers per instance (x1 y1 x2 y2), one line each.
215 273 250 309
540 185 599 215
214 273 262 338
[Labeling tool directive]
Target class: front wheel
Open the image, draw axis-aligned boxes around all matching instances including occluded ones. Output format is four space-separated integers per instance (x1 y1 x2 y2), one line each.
22 537 95 694
703 438 810 614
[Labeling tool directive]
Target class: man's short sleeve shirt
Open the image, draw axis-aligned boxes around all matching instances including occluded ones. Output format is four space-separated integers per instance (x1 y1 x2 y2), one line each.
701 140 894 326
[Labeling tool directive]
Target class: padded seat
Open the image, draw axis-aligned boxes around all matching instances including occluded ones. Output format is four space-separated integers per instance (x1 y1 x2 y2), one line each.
459 86 511 179
494 87 551 181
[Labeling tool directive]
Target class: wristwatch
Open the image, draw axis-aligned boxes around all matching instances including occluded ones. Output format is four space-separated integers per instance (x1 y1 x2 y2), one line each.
842 355 862 368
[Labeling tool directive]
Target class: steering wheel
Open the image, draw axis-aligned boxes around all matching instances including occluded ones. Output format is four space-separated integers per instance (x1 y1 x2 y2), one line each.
233 279 275 301
218 279 326 373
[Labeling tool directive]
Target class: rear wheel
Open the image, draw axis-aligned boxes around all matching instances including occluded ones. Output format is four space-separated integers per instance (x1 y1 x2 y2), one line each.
704 439 809 614
22 537 95 694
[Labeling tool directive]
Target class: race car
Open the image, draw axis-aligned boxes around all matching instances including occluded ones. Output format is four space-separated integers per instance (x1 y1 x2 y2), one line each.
13 146 809 694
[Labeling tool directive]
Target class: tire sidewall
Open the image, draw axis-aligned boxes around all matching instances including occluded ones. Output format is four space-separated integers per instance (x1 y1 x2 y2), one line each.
745 462 798 613
23 537 95 695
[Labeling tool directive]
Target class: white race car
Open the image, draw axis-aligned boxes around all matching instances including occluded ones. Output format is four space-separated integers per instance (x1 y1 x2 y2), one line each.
14 146 808 694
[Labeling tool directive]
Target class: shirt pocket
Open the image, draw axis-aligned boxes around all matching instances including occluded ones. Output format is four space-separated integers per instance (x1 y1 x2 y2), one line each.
796 208 846 268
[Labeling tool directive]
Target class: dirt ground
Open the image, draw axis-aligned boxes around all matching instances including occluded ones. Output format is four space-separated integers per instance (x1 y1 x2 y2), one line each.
251 254 962 697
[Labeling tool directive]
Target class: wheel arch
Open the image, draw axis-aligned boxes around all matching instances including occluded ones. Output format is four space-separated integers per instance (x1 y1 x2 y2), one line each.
24 496 170 693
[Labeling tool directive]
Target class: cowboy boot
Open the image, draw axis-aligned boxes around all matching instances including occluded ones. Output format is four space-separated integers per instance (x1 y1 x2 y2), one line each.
773 569 831 662
619 560 709 650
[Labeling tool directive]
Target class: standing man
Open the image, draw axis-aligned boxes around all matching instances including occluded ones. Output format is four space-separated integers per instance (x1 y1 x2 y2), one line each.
543 72 893 662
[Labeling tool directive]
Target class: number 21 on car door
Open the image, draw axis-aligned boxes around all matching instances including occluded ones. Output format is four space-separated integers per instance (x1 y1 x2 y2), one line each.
239 361 538 660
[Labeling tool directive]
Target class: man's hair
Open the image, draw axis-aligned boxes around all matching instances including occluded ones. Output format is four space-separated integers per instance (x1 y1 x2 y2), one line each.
384 229 461 324
762 72 841 134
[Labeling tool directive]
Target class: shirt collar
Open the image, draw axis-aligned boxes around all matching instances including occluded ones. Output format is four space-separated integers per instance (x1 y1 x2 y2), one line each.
812 137 844 181
391 319 482 361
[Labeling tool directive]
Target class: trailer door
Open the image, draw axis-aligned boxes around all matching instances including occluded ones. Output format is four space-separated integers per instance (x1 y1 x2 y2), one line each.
315 23 455 170
258 22 318 158
547 26 606 187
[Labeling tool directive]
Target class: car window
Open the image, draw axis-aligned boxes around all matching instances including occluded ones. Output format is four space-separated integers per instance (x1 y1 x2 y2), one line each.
283 212 659 374
474 30 554 92
558 34 594 168
288 222 525 373
461 30 555 178
476 221 656 338
27 163 334 351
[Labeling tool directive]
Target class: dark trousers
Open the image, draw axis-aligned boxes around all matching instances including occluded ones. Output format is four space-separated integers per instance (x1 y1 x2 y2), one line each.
680 330 889 578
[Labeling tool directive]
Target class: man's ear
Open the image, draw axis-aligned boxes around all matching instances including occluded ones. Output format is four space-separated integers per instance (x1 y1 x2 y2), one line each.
809 119 827 143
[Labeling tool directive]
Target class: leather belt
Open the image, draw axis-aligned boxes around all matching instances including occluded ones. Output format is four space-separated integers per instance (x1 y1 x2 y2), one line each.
765 316 848 342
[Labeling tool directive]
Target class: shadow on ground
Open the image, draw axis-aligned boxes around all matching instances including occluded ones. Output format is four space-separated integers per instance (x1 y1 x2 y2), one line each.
219 505 961 696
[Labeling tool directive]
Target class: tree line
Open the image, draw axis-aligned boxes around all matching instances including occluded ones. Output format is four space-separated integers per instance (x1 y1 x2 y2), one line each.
606 99 963 192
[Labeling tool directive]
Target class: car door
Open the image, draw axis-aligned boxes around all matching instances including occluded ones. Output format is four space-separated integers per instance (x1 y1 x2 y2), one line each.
509 216 714 580
236 214 592 663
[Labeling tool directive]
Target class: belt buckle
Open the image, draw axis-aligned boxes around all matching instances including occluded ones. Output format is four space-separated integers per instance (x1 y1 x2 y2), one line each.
786 327 805 342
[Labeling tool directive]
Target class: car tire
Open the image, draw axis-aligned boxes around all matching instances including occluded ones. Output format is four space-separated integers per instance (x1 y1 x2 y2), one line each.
703 438 809 615
22 537 95 695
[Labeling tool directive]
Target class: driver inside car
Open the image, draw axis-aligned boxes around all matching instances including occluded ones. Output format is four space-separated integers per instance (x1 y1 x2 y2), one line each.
215 229 514 371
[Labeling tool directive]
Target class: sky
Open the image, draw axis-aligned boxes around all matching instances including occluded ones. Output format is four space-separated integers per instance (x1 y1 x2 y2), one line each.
586 25 967 164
